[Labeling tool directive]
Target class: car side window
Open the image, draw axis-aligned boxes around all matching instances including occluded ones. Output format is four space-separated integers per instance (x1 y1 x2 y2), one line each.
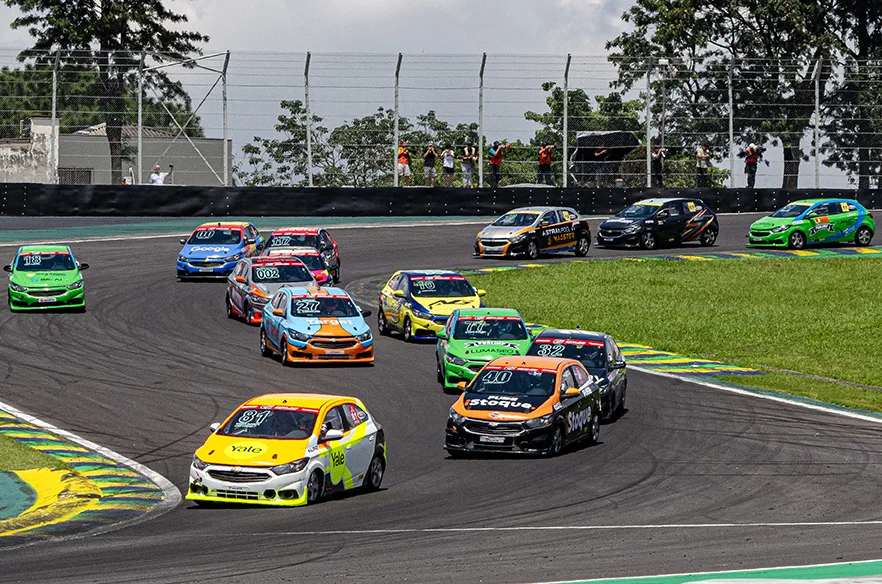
606 341 616 365
572 365 590 387
396 276 409 294
810 203 829 216
343 403 367 427
560 368 578 393
271 293 285 311
826 203 843 216
662 204 680 216
540 211 559 226
323 407 347 433
611 339 623 363
387 274 400 290
234 261 246 277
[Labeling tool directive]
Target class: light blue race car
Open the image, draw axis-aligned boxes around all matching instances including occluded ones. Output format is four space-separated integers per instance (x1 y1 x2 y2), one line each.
177 221 264 279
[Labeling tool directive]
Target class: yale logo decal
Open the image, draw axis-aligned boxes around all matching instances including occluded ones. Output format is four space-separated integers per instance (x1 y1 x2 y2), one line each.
330 450 345 467
224 442 268 460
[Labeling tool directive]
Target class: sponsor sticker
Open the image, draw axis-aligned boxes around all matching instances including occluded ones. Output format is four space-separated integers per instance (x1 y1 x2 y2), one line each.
223 441 268 460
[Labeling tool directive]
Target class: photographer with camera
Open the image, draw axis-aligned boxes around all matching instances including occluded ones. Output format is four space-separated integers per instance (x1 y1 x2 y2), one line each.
696 143 711 188
488 140 510 188
743 143 763 188
423 142 438 187
651 146 666 188
537 142 554 185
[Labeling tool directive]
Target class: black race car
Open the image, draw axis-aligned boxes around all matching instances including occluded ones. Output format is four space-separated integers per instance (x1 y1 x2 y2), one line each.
527 329 627 420
597 198 719 250
475 206 591 259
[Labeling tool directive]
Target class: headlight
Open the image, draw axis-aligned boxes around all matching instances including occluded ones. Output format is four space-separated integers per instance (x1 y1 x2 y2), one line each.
356 331 372 342
524 414 554 429
270 458 308 475
412 309 433 320
192 455 209 470
509 233 527 244
449 407 466 425
178 255 188 262
66 280 84 290
623 224 641 234
446 354 467 366
224 252 245 262
770 225 791 233
291 331 310 342
9 283 27 292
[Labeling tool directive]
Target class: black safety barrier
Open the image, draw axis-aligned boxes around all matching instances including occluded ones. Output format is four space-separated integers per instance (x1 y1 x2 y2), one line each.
0 183 878 216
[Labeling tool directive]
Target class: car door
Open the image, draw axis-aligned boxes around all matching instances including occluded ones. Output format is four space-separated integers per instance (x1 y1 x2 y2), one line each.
320 406 353 492
571 363 601 426
656 202 687 243
559 366 588 444
383 274 405 328
318 230 337 271
536 210 559 250
264 292 286 346
608 338 626 400
230 260 249 313
340 401 377 485
807 203 835 243
437 310 457 364
829 201 857 239
603 339 622 408
322 230 340 265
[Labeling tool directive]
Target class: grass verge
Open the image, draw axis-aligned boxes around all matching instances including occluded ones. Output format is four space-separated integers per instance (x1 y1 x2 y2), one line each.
469 257 882 412
0 435 69 471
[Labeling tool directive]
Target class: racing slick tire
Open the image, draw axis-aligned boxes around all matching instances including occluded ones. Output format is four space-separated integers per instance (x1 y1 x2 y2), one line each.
855 226 874 247
614 384 627 418
545 423 565 457
574 234 591 257
362 451 385 491
377 310 391 336
225 294 235 319
260 328 272 358
280 337 292 366
526 240 540 260
699 227 718 247
333 266 341 284
788 230 807 249
587 408 601 445
402 317 414 343
640 231 657 250
306 469 324 504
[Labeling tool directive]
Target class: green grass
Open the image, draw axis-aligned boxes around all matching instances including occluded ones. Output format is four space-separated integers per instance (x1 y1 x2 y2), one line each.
470 257 882 411
0 435 69 471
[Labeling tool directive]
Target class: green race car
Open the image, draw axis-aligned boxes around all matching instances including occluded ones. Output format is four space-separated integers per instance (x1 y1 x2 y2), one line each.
4 245 89 311
748 199 875 249
435 308 535 391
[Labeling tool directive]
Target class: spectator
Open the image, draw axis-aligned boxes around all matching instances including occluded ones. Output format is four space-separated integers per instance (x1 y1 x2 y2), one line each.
537 142 554 186
586 148 607 187
149 164 173 185
744 143 761 188
651 147 666 188
423 143 438 186
441 144 455 187
696 143 711 187
488 141 510 188
397 139 412 186
461 141 477 188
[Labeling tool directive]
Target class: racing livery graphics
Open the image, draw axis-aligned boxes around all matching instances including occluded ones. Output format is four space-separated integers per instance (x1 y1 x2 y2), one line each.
4 245 89 311
435 308 533 391
187 393 386 506
445 356 602 456
260 286 374 364
748 199 875 249
475 206 591 259
177 222 264 278
265 228 341 283
226 257 316 324
261 246 334 285
378 270 486 342
598 198 719 250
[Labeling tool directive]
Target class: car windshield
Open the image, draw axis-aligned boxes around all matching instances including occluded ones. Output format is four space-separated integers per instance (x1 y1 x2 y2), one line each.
617 204 657 218
15 252 77 271
771 204 810 218
267 234 320 248
219 407 317 439
252 264 313 283
453 316 528 340
492 213 538 227
528 338 606 368
411 276 474 297
290 296 360 317
289 255 323 271
187 228 242 245
469 367 557 397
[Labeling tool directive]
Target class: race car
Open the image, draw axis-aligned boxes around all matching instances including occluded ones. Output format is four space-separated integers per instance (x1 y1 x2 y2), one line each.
444 356 602 456
261 246 334 286
187 393 386 506
177 222 264 279
474 206 591 259
4 245 89 312
747 199 875 249
260 286 374 364
527 329 627 420
264 228 340 283
226 257 316 324
377 270 486 342
597 198 718 250
435 308 533 391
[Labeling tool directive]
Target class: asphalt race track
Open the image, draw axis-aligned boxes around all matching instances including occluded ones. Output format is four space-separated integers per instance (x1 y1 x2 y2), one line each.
2 213 882 584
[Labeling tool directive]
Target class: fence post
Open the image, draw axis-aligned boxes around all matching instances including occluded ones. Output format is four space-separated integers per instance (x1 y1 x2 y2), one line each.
478 52 486 188
563 53 571 188
393 53 402 187
304 52 313 187
50 49 60 185
814 57 822 189
645 59 652 187
728 60 735 188
136 52 144 185
222 51 230 186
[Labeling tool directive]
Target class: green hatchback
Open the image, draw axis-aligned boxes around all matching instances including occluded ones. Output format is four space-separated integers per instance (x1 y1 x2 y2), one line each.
435 308 534 391
748 199 875 249
4 245 89 311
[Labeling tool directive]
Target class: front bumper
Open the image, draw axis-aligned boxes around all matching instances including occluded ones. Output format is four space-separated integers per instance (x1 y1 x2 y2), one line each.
597 229 641 247
445 418 553 454
409 313 448 340
474 239 528 258
287 337 374 363
8 287 85 310
186 463 309 506
441 359 487 389
177 259 237 277
747 230 791 247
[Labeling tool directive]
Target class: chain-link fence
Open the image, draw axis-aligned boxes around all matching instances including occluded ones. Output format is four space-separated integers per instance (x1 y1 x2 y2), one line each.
1 48 880 189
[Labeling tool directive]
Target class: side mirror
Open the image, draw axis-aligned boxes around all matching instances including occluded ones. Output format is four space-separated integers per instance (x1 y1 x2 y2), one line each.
272 308 284 317
393 290 406 298
78 263 90 271
209 422 220 432
360 308 372 317
3 265 11 273
179 238 187 245
456 381 467 391
235 275 246 283
657 210 670 218
612 360 626 370
321 428 344 442
564 387 582 397
245 238 256 245
436 330 448 340
476 289 487 297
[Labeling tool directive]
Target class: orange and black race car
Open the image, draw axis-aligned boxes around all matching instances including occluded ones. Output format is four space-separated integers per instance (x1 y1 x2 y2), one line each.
445 355 602 456
474 206 592 259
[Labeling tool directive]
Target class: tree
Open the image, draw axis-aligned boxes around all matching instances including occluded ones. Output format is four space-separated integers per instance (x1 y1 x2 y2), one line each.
5 0 208 184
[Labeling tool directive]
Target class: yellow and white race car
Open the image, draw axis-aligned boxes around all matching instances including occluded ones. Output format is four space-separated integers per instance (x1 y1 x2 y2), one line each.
187 393 386 506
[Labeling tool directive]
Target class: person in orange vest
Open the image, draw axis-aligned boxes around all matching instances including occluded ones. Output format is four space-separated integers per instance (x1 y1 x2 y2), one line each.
397 139 412 186
744 143 762 188
488 141 510 188
537 142 554 185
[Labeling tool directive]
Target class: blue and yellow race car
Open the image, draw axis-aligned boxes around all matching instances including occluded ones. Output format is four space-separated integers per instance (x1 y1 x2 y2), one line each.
377 270 486 342
177 222 264 279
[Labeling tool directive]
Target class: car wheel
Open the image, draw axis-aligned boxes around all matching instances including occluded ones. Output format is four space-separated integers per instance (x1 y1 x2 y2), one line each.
306 469 324 504
403 317 413 342
587 408 601 445
244 300 254 323
640 231 657 250
377 310 391 336
362 452 385 491
260 328 272 357
546 423 564 457
225 294 235 319
333 266 341 284
574 234 590 257
699 227 718 247
855 226 873 247
526 240 540 260
788 230 806 249
280 336 292 366
615 384 627 417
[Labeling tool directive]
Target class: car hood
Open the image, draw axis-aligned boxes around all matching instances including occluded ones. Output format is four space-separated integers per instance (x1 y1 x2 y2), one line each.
750 217 797 230
452 339 529 359
457 392 553 420
599 217 642 228
479 226 529 239
181 243 243 259
253 281 316 297
196 433 315 467
287 315 369 338
11 270 80 287
414 296 481 316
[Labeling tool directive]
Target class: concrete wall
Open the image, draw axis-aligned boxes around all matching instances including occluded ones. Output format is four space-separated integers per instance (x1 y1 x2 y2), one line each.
0 119 57 184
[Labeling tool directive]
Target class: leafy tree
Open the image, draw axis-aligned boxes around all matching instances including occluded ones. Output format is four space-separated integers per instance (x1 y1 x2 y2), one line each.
5 0 208 183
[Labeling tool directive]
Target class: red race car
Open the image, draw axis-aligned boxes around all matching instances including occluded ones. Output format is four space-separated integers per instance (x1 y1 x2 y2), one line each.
265 228 341 283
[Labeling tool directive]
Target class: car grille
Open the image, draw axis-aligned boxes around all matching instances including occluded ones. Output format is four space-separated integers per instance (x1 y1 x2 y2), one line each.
215 489 260 500
467 363 487 373
208 469 271 483
750 230 770 237
28 289 66 297
464 421 523 436
311 339 357 349
188 260 225 267
599 229 623 238
481 239 509 247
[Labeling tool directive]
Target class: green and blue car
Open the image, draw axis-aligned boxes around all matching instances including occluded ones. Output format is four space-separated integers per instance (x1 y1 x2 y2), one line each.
4 245 89 311
748 198 875 249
